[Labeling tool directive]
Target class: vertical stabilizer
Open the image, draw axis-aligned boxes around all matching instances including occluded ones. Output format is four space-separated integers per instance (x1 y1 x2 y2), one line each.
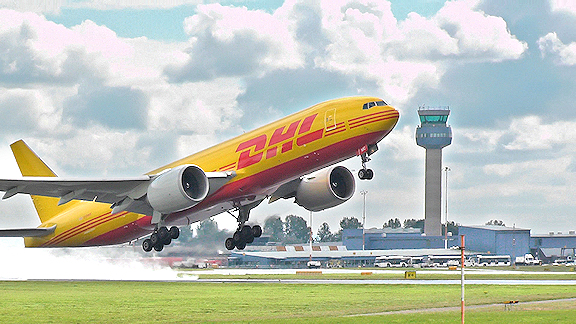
10 140 73 223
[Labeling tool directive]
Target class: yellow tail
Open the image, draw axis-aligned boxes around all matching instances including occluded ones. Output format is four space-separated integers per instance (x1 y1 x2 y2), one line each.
10 140 74 223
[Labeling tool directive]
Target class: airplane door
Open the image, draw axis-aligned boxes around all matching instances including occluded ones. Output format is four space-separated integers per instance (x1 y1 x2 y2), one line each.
325 109 336 131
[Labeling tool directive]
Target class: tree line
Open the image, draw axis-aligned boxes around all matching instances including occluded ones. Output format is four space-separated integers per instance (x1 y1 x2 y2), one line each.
383 217 460 235
176 215 500 252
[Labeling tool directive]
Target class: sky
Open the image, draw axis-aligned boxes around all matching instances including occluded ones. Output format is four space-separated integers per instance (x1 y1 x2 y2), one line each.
0 0 575 247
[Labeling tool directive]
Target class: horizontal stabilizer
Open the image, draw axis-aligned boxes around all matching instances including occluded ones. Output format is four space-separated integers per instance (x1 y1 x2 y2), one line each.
0 225 56 237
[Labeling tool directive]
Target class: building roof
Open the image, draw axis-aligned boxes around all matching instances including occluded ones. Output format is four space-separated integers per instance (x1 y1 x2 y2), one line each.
532 232 576 238
231 248 465 260
460 225 530 232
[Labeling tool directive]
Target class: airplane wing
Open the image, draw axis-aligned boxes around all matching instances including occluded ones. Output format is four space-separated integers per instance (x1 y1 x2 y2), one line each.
0 171 235 216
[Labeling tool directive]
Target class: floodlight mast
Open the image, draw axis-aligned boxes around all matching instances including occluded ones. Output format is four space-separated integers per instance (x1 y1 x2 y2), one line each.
416 106 452 237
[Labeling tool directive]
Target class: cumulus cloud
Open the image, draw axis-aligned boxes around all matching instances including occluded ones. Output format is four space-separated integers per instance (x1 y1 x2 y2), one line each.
550 0 576 16
504 115 576 150
164 3 304 82
0 10 113 85
312 0 527 104
537 32 576 66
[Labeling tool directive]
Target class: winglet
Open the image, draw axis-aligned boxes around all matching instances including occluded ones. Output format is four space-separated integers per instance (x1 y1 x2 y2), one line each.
10 140 72 223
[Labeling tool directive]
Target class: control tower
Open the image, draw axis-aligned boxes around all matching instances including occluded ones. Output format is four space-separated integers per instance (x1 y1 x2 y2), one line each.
416 106 452 236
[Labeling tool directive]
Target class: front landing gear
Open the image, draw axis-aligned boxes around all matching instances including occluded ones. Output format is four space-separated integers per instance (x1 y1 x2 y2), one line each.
142 226 180 252
358 144 378 180
358 151 374 180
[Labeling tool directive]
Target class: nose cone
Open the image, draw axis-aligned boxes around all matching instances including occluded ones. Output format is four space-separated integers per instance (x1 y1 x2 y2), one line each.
369 105 400 134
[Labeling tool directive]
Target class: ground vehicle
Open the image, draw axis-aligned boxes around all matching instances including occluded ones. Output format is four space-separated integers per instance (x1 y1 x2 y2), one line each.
477 255 511 266
515 254 542 265
410 257 426 268
427 255 462 267
307 260 321 269
374 256 411 268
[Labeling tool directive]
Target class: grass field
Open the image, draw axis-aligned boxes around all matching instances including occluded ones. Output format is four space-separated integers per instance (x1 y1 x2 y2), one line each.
2 281 576 323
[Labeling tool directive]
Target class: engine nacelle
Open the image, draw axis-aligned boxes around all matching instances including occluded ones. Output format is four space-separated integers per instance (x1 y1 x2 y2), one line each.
147 165 209 214
295 166 355 212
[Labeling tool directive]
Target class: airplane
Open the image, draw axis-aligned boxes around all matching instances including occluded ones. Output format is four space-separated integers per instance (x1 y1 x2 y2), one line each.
0 96 399 252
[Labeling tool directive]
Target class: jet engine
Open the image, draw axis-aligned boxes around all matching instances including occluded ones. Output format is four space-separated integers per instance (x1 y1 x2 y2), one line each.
295 166 355 212
147 164 209 214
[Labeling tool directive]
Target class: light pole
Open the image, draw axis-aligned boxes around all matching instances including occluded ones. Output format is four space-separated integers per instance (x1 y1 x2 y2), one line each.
444 166 450 249
360 190 368 250
309 210 313 262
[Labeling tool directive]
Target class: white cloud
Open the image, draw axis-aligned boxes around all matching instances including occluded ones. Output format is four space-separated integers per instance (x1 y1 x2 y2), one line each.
311 0 527 104
550 0 576 16
483 156 572 177
164 3 304 82
537 32 576 66
381 125 422 161
504 115 576 151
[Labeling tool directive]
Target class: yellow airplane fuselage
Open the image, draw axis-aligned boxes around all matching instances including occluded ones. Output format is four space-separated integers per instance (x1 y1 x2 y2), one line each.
24 96 399 247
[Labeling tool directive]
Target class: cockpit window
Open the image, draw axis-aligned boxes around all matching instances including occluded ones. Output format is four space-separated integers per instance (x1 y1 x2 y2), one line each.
362 100 388 110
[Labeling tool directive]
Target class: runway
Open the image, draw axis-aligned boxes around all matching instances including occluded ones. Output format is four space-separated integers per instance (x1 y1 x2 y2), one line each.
195 278 576 285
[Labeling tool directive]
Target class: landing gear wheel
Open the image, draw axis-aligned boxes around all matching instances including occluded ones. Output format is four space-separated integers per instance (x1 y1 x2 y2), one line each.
365 169 374 180
142 239 153 252
169 226 180 239
358 168 374 180
233 231 242 242
252 225 262 238
241 225 254 243
236 240 247 250
153 243 164 252
158 227 169 241
225 237 236 250
162 236 172 245
150 233 159 246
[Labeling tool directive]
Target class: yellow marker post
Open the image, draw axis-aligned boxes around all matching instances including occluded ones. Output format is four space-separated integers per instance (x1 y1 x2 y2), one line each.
404 271 416 279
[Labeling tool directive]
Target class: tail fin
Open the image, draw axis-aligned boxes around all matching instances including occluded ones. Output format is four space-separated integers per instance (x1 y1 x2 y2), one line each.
10 140 72 223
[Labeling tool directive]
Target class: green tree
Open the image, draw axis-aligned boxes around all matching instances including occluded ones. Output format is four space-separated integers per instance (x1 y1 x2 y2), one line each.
195 218 219 238
264 215 285 242
317 222 336 242
284 215 310 244
403 219 425 230
486 219 506 226
340 217 362 230
383 218 402 229
178 224 194 243
443 221 459 236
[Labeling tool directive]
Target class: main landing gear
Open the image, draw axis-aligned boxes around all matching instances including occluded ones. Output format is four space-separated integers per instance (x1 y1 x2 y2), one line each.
142 226 180 252
225 225 262 250
225 201 263 250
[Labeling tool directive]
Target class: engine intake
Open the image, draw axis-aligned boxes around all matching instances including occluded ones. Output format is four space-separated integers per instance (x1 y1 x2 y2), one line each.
295 166 355 212
147 165 209 214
